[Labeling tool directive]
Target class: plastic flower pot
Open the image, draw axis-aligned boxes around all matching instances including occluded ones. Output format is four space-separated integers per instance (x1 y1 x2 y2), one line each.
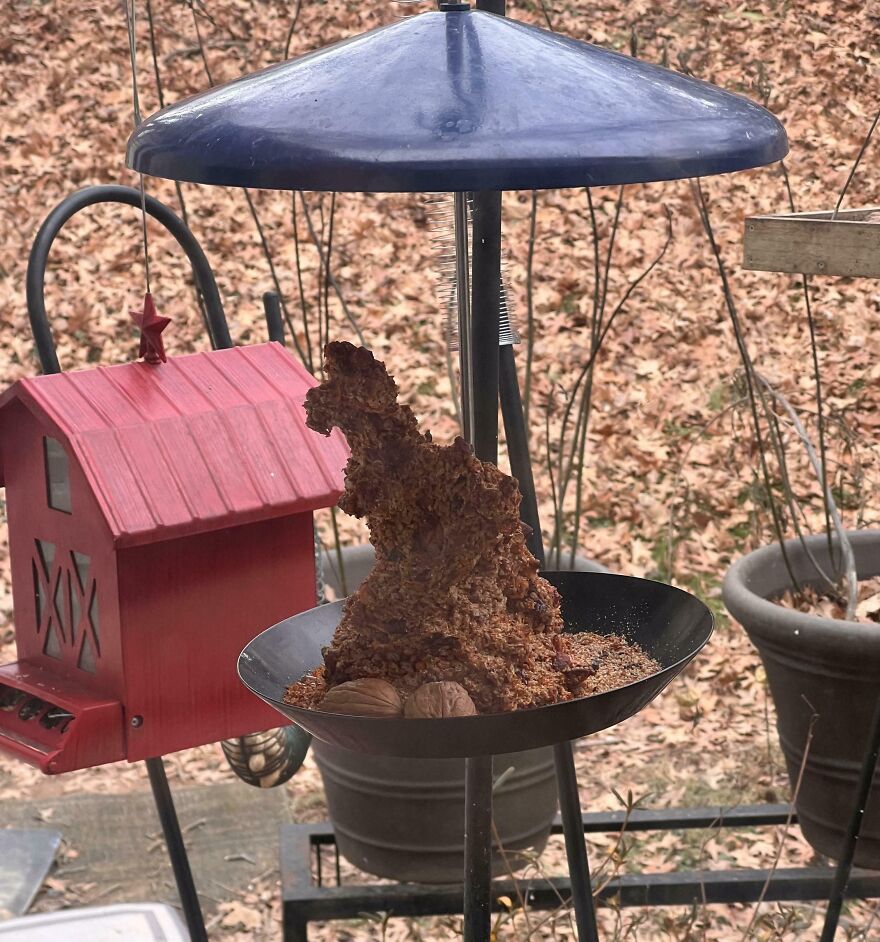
312 543 607 883
723 530 880 868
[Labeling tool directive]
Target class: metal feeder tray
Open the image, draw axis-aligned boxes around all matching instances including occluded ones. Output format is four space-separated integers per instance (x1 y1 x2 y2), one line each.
239 570 713 758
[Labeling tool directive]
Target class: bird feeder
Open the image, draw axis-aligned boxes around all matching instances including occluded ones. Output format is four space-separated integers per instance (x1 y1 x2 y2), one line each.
0 342 346 773
127 6 787 940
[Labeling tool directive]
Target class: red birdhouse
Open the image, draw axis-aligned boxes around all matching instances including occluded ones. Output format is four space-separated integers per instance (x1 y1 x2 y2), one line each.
0 342 346 773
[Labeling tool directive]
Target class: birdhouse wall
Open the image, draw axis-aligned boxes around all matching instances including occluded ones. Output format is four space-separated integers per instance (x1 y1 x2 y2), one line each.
3 401 124 698
117 511 317 761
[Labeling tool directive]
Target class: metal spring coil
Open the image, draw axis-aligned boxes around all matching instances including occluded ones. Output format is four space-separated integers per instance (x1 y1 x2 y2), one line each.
424 192 520 349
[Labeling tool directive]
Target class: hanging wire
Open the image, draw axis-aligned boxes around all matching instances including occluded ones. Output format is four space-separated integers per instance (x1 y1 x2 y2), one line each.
123 0 152 293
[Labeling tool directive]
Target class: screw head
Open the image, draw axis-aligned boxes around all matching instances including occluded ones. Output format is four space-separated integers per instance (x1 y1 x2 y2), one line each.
131 715 143 728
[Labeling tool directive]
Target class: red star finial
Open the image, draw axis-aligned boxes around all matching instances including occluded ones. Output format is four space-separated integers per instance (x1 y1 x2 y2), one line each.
130 292 171 364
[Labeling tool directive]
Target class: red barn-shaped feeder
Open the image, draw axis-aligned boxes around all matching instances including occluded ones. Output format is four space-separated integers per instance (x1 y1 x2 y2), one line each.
0 341 346 773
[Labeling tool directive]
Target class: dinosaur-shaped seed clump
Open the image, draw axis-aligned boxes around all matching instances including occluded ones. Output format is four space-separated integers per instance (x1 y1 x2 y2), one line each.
285 342 657 715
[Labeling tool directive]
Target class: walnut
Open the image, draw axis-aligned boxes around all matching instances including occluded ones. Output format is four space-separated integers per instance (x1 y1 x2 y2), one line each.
403 682 478 719
318 678 403 717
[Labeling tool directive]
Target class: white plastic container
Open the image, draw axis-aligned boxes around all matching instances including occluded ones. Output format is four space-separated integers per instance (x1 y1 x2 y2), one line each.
0 903 188 941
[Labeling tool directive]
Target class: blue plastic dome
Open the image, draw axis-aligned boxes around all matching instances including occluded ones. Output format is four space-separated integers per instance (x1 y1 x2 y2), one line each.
127 9 787 192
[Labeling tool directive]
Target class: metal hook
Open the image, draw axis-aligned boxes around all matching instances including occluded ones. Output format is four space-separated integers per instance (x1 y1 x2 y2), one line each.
26 184 232 374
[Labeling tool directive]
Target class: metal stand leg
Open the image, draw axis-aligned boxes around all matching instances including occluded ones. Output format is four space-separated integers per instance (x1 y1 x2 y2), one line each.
464 755 494 942
820 693 880 941
146 756 208 942
554 741 601 942
499 344 544 564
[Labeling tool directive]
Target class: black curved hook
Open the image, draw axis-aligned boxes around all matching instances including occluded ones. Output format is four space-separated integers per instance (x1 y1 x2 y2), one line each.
26 184 233 375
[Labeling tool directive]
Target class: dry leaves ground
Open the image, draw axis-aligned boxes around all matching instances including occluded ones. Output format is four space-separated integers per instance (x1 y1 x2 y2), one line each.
2 0 880 938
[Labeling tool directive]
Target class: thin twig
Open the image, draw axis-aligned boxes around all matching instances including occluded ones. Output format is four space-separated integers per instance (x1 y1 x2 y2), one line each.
741 703 820 939
545 391 561 560
833 106 880 219
243 189 310 364
291 194 315 372
549 203 672 565
757 376 858 620
322 193 337 353
298 193 366 347
780 161 835 568
667 398 748 579
185 0 311 363
691 178 800 591
490 819 534 936
283 0 305 60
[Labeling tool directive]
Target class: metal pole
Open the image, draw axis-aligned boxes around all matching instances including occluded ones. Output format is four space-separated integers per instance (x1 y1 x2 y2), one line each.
26 185 231 374
454 192 474 443
464 187 501 942
146 756 209 942
464 3 504 938
554 741 601 942
470 190 502 463
820 693 880 941
264 290 286 344
500 344 544 565
466 10 596 941
464 754 494 942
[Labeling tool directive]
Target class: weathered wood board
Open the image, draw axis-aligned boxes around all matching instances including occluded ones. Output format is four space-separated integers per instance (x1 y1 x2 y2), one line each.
743 207 880 278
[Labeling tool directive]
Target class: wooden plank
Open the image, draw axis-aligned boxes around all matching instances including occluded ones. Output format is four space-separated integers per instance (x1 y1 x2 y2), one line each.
743 207 880 278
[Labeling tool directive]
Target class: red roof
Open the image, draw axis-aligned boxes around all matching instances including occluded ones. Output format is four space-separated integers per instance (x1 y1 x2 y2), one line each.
0 343 348 547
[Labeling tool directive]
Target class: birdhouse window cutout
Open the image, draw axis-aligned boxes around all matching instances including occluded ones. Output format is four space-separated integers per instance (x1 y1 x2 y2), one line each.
44 437 71 513
31 538 100 672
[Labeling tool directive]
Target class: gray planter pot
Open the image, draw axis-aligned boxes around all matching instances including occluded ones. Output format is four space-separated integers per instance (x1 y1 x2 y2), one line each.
312 740 557 883
723 530 880 868
313 543 607 883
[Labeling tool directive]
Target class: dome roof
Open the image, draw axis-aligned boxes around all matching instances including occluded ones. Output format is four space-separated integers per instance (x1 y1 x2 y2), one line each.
127 9 787 192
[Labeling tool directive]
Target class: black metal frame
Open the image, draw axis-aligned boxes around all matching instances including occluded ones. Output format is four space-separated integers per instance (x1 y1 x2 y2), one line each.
280 805 880 941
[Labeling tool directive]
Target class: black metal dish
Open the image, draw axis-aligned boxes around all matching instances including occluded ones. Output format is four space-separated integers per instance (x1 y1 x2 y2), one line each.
238 571 713 759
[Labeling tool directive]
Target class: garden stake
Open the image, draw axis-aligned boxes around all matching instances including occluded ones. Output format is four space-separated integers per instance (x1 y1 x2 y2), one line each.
27 184 219 942
146 757 208 942
5 185 345 942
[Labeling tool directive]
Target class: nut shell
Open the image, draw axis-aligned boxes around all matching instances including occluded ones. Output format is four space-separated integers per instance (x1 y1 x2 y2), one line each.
318 678 403 717
404 682 478 719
